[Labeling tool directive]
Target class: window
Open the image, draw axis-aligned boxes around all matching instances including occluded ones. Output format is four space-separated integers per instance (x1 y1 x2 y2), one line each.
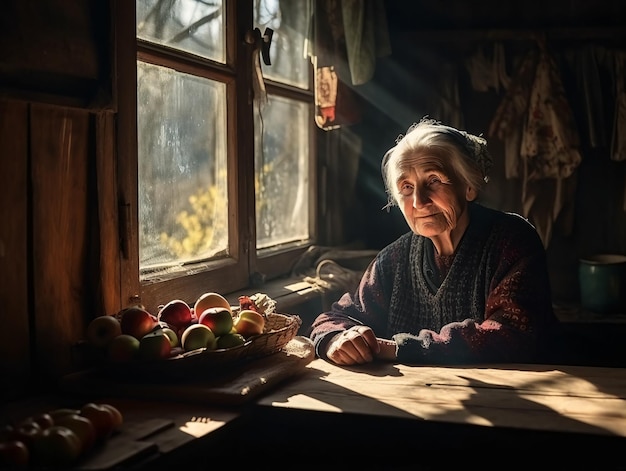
128 0 315 312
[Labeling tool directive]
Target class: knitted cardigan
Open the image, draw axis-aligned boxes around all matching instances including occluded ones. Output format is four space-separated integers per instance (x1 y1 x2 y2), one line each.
309 203 563 365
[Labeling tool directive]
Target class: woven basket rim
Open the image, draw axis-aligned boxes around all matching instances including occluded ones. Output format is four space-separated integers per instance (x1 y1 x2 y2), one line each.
101 312 302 381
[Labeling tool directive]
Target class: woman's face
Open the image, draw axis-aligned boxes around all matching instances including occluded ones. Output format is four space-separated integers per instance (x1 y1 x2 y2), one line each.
392 154 473 241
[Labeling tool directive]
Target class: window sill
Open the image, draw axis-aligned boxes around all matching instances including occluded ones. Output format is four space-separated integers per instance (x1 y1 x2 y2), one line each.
224 276 324 314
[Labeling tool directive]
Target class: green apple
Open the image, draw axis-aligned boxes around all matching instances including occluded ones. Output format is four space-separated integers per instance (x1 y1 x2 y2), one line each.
234 309 265 338
216 333 246 349
198 307 233 337
138 330 172 360
54 413 96 455
181 324 217 352
31 426 82 467
86 315 122 349
161 327 179 348
107 334 140 363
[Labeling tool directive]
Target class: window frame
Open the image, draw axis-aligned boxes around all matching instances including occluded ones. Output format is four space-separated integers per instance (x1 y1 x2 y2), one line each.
115 0 317 314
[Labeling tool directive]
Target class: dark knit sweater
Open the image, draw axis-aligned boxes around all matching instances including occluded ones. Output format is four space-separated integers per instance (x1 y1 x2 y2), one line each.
310 203 563 365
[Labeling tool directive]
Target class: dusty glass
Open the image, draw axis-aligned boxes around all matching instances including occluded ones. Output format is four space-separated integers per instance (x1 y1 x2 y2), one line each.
137 61 228 275
253 0 310 89
137 0 225 63
254 95 311 249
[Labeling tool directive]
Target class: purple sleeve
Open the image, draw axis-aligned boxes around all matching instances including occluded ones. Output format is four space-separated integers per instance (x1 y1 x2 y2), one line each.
310 258 391 357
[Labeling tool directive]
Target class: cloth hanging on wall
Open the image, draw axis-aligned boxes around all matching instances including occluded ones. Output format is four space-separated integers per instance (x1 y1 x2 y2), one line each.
612 51 626 163
308 0 391 130
488 41 582 247
465 42 511 93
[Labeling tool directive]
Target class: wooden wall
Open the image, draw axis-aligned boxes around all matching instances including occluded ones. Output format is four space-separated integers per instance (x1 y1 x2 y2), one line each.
0 0 113 401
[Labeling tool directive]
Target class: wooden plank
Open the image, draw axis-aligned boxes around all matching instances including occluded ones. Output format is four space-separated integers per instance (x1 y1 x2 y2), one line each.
95 111 122 316
31 104 91 378
0 99 30 398
0 0 112 109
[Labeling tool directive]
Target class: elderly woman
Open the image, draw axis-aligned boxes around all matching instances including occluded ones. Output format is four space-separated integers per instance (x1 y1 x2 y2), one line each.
309 118 562 366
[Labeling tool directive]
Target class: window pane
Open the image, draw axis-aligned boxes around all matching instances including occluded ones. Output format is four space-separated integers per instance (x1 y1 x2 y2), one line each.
254 0 310 89
137 0 225 63
137 61 228 275
255 95 311 249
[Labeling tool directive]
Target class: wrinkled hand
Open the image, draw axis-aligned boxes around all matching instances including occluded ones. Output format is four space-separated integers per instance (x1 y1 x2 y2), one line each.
325 325 380 365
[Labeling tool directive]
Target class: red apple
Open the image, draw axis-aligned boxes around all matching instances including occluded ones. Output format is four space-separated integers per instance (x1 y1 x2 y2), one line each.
138 330 172 360
181 324 217 352
79 403 115 441
54 413 96 455
157 299 193 333
0 440 29 468
194 292 232 316
107 334 140 363
198 307 233 337
234 309 266 338
86 315 122 349
100 404 123 431
31 426 82 467
120 306 157 340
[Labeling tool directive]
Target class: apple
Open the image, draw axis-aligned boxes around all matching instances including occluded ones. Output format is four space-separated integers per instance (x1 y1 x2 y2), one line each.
0 440 29 468
54 413 96 455
158 299 193 333
107 334 140 363
161 327 179 348
100 404 123 431
11 420 42 449
120 306 157 340
86 315 122 349
234 309 266 338
181 324 217 352
80 403 115 441
138 330 172 360
198 307 233 337
31 425 82 467
194 292 232 316
216 332 246 349
48 408 81 424
31 413 54 431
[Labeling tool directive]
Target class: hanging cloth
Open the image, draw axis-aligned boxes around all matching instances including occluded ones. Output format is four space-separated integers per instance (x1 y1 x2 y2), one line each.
612 51 626 162
308 0 391 130
488 40 582 247
520 41 582 181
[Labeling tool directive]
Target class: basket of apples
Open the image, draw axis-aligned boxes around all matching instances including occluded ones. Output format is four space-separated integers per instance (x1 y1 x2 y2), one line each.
84 292 301 381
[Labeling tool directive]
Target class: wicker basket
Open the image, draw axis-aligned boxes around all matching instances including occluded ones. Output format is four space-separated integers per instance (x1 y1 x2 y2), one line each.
102 312 302 382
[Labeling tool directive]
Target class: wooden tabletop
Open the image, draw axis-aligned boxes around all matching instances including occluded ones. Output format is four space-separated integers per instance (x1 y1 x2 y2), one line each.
258 359 626 438
246 358 626 466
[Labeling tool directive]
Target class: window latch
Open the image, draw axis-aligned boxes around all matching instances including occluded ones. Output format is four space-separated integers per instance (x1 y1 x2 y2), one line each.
245 27 274 65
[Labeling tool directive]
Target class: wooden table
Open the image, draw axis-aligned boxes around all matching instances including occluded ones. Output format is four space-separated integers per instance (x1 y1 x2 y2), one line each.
242 359 626 467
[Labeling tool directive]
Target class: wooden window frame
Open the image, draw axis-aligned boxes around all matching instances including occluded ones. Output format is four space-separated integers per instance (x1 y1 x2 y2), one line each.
113 0 317 315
